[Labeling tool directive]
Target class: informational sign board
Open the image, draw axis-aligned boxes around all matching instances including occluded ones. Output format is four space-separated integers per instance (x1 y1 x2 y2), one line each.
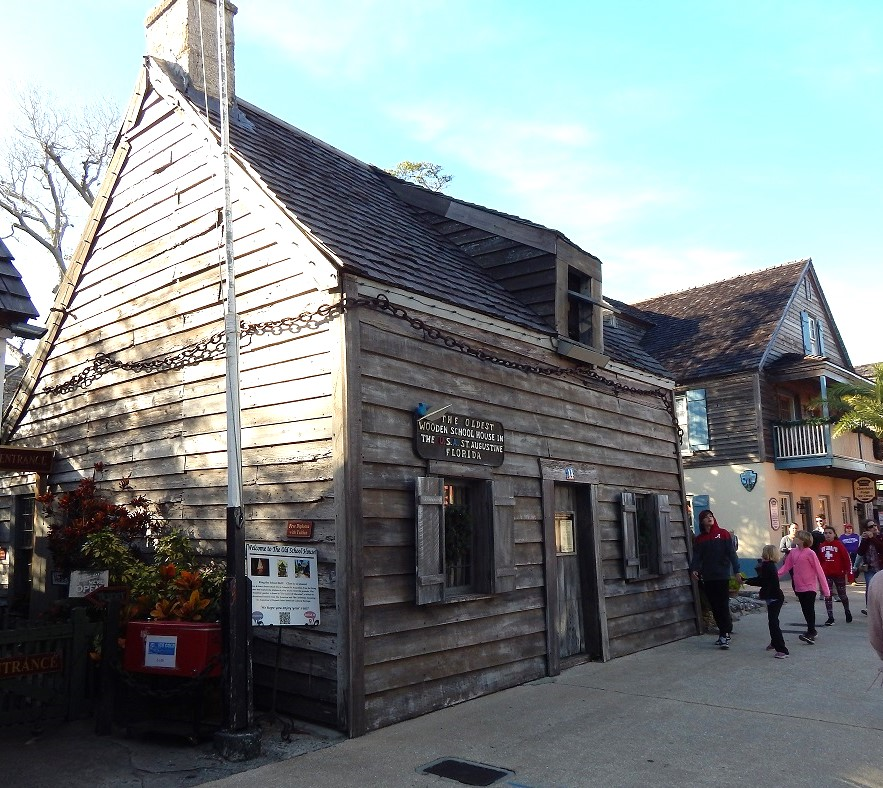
68 569 109 598
246 543 320 627
144 635 178 669
413 412 504 466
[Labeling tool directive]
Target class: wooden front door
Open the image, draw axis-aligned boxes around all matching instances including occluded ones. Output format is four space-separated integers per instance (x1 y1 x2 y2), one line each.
554 484 600 662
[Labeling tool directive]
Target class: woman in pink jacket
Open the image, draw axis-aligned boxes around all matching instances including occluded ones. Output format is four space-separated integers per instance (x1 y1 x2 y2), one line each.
778 530 830 644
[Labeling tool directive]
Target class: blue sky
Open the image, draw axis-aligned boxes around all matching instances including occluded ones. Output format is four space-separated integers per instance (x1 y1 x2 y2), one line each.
1 0 880 364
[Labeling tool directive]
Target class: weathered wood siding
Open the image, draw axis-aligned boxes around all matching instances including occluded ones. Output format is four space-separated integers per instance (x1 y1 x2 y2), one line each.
0 87 343 727
681 372 761 468
766 276 850 368
355 298 694 731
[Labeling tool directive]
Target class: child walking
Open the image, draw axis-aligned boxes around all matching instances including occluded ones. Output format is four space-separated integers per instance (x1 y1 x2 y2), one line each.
744 544 789 658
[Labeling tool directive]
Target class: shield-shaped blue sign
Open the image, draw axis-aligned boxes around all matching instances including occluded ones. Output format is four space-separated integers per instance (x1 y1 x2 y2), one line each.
740 470 758 492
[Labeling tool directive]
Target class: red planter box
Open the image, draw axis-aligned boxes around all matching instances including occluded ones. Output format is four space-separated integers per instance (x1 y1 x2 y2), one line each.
124 621 222 677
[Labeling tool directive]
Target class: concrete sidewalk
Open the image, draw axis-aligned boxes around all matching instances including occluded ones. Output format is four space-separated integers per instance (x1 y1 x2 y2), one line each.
2 585 881 787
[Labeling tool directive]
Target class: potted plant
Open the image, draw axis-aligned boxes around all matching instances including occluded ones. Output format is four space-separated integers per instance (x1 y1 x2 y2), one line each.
38 464 224 675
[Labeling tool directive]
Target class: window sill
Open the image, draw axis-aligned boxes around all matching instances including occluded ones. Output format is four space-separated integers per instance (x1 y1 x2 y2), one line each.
441 591 495 604
556 338 610 367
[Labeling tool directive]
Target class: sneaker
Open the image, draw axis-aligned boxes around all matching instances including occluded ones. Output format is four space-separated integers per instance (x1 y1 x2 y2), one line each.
862 610 868 615
846 611 853 623
720 636 730 650
799 634 815 645
824 617 835 626
774 652 789 659
714 636 725 646
765 644 775 651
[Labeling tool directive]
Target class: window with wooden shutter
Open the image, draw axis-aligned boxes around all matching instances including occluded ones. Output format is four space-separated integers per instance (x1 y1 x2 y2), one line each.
621 490 674 580
415 475 514 604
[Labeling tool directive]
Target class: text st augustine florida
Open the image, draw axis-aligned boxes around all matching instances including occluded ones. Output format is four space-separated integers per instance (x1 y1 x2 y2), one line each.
417 413 504 461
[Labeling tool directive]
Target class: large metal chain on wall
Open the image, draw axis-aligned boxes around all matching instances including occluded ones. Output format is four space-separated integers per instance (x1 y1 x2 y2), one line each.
41 293 677 425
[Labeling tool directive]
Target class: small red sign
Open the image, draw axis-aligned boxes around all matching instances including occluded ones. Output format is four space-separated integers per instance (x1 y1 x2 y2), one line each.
287 520 314 539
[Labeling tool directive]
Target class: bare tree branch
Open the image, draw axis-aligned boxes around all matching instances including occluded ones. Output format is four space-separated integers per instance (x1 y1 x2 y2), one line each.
0 86 119 281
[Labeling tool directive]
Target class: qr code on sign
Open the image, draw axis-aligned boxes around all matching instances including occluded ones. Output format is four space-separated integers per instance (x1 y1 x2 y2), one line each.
278 612 291 625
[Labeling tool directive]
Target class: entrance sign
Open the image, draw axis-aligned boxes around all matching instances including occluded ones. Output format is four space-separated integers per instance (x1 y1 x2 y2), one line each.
0 445 53 473
246 543 320 627
414 413 504 466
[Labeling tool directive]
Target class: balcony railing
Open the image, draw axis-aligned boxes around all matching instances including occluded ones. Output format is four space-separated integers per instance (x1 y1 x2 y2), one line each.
773 421 829 460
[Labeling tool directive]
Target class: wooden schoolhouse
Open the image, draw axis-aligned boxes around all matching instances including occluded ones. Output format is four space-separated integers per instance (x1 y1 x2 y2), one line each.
0 0 699 735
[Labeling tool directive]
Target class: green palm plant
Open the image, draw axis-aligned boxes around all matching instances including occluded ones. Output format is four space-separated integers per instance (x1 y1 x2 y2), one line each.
825 363 883 438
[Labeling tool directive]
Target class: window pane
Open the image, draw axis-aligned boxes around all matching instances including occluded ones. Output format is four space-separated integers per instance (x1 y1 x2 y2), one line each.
555 512 576 554
635 494 657 572
567 268 594 346
444 482 473 590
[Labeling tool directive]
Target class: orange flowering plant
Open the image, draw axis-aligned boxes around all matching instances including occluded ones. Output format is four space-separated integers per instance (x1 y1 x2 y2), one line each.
38 464 223 622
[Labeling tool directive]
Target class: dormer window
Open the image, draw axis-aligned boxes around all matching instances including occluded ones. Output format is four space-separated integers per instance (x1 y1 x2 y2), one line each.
555 253 607 366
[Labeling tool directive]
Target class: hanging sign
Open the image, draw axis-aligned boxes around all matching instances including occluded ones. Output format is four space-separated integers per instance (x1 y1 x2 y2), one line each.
246 543 320 627
854 477 876 503
69 569 109 598
769 498 781 531
414 413 504 466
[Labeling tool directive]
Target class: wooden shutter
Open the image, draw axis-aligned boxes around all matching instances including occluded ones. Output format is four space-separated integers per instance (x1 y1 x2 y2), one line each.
686 389 709 450
654 493 674 575
621 491 640 580
490 478 516 593
415 476 445 605
817 323 826 356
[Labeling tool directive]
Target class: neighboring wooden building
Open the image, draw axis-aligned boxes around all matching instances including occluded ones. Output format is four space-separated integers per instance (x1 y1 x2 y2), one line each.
0 0 698 735
620 259 883 564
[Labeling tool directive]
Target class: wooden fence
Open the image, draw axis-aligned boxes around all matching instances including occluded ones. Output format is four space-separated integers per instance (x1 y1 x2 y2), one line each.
0 607 101 729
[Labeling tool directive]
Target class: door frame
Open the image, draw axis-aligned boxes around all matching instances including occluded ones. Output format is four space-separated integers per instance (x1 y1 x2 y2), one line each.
539 459 608 676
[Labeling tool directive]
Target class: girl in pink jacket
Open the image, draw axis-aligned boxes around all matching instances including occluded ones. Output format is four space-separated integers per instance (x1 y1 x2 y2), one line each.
778 530 830 644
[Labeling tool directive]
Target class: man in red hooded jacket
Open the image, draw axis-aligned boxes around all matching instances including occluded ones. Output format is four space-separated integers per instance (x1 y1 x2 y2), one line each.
690 510 742 649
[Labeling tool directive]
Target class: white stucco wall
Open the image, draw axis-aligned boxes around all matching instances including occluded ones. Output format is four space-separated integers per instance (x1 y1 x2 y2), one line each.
684 462 859 564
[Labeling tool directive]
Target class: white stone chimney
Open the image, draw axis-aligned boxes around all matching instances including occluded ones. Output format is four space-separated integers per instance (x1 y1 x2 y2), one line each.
145 0 237 101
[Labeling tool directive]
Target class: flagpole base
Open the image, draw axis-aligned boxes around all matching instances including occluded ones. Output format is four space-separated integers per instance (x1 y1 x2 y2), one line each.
214 727 262 762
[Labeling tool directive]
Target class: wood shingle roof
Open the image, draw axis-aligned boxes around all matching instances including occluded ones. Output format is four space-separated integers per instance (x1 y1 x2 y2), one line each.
217 98 556 336
630 259 810 381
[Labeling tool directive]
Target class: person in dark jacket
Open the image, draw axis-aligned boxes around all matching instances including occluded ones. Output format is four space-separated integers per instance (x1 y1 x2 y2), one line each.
690 510 742 649
744 544 789 658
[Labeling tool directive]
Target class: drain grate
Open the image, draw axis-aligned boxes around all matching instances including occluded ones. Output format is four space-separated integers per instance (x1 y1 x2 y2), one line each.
418 757 513 786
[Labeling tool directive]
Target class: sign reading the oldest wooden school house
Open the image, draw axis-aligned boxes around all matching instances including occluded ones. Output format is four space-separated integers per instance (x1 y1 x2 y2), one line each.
413 411 505 466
